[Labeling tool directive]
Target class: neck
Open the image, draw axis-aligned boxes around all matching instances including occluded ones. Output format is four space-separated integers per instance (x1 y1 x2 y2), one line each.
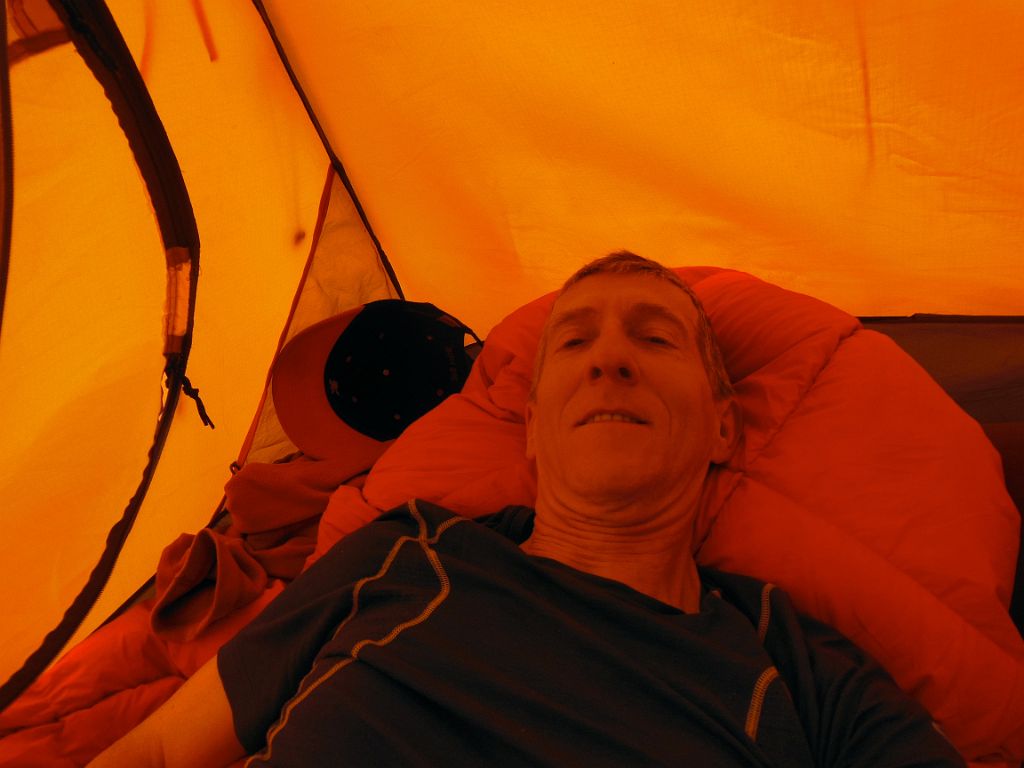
522 488 703 612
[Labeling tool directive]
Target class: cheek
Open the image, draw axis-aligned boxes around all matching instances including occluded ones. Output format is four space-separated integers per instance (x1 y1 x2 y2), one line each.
534 365 576 416
528 391 565 456
666 380 718 439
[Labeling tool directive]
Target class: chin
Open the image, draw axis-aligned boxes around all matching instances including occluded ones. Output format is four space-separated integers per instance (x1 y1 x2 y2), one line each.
568 472 656 504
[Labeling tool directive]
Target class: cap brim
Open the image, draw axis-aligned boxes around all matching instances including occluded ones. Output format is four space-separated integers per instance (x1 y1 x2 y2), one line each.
271 308 392 465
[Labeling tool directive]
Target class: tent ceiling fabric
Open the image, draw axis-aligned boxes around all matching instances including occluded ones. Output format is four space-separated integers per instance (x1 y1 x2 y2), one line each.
1 0 1022 705
264 0 1023 335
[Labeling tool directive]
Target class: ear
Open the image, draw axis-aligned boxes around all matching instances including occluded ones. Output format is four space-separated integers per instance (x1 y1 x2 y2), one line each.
709 396 742 465
524 399 537 460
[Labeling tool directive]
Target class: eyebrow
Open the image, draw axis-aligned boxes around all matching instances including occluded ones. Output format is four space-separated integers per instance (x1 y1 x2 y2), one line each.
548 302 690 338
548 306 599 335
625 302 691 339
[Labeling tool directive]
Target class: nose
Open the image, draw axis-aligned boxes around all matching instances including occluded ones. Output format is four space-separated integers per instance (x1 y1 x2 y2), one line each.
589 363 633 383
587 332 636 385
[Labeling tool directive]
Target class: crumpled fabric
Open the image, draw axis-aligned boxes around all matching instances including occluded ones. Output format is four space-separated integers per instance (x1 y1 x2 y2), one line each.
0 459 384 766
151 453 382 642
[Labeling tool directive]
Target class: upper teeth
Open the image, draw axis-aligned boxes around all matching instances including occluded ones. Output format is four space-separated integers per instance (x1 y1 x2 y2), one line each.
587 413 642 424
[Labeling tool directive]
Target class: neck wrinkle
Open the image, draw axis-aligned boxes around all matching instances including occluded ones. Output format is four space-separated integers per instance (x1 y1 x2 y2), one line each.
524 487 703 612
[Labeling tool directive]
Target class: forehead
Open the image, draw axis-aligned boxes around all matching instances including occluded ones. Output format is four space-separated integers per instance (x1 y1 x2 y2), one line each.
550 273 699 327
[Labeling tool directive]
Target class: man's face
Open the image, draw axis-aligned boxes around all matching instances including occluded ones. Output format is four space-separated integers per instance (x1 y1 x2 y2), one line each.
526 273 734 506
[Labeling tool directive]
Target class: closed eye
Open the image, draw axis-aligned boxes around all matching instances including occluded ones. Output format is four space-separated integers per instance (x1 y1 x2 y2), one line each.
644 335 672 346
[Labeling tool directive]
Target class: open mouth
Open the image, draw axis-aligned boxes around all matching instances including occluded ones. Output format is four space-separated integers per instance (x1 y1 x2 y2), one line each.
576 411 648 426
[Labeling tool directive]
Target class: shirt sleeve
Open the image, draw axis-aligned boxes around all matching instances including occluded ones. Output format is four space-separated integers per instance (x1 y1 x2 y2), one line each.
762 590 967 768
216 508 414 754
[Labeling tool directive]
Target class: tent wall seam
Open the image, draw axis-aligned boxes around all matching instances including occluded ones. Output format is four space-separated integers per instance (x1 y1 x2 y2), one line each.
251 0 404 301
